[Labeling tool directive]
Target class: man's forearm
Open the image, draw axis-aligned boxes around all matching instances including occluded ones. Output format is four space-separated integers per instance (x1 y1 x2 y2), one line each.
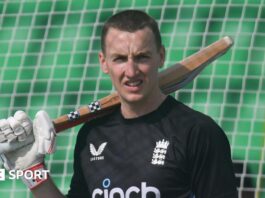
31 177 66 198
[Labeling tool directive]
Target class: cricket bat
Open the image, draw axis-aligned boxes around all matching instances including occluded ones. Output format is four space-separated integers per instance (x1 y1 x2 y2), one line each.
53 36 233 132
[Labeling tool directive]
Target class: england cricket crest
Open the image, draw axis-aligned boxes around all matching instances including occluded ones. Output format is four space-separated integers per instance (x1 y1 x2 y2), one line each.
151 139 169 166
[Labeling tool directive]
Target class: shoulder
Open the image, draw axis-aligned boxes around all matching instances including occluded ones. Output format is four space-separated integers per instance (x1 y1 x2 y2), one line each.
77 107 121 140
167 95 216 127
166 96 228 143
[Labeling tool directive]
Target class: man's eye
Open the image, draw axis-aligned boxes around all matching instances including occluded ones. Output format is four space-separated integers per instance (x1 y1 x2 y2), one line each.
113 57 127 62
136 55 150 62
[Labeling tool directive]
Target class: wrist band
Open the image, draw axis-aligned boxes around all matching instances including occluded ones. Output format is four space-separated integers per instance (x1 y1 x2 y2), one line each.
21 163 49 190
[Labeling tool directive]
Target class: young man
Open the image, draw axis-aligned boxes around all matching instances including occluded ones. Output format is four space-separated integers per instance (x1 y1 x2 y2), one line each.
0 10 238 198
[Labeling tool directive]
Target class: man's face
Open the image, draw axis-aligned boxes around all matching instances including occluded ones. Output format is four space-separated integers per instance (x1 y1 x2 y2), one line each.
99 27 165 105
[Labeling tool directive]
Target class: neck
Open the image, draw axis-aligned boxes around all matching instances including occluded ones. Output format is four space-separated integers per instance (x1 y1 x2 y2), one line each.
120 92 167 119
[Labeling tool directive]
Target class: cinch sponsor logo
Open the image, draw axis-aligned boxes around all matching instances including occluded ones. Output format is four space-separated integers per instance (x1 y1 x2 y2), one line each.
92 178 160 198
0 168 49 181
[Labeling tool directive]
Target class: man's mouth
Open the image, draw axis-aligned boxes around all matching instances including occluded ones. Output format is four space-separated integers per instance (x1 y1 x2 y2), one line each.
125 80 143 87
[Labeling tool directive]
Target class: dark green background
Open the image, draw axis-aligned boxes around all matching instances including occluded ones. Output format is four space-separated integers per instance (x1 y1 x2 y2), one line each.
0 0 264 197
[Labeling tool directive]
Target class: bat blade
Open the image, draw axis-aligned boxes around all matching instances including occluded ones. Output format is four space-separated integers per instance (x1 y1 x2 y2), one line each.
159 36 233 94
53 36 233 132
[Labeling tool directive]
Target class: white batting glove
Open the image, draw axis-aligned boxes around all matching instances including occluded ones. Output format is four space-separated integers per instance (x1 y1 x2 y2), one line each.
0 110 56 189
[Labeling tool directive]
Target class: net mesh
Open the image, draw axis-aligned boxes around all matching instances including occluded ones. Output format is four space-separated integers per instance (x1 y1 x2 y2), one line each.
0 0 264 197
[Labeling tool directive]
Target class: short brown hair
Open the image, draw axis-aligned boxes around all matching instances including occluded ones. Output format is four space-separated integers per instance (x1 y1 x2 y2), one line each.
101 10 162 53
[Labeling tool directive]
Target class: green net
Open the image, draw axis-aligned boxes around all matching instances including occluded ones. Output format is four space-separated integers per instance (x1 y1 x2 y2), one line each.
0 0 264 197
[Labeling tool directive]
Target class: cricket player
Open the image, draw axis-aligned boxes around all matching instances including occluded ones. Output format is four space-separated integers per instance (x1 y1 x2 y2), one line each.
0 10 238 198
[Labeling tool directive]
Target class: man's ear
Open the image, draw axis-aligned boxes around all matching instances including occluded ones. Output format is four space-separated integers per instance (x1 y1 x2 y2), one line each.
159 45 166 68
98 52 109 74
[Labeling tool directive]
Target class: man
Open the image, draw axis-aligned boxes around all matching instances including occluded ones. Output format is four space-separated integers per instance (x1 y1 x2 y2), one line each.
0 10 237 197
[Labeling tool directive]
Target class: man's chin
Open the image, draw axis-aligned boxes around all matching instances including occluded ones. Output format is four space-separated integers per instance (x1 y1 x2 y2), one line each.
120 93 145 104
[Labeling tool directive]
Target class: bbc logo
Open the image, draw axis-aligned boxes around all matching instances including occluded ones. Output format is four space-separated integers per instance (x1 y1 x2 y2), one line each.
0 169 5 181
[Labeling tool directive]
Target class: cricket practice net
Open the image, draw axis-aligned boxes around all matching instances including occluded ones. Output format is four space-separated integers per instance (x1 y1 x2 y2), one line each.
0 0 264 197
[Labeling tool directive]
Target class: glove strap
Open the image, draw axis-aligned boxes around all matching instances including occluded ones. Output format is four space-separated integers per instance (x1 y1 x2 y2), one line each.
21 163 49 190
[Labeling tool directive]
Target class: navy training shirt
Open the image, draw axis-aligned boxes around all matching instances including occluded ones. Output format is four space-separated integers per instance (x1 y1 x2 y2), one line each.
67 96 237 198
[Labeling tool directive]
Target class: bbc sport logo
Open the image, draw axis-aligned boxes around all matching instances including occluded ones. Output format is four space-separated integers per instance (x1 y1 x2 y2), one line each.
0 168 49 181
0 169 5 181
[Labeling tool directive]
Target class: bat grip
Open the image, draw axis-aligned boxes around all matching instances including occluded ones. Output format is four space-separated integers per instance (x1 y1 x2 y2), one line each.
53 93 120 133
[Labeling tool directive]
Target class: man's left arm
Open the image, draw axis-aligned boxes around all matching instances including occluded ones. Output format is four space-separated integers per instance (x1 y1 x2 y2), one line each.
187 117 238 198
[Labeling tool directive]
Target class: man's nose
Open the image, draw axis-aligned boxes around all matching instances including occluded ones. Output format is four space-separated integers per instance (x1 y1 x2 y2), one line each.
124 59 139 77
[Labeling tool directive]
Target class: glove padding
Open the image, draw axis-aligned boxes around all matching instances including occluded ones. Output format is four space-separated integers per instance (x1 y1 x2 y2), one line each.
0 111 56 170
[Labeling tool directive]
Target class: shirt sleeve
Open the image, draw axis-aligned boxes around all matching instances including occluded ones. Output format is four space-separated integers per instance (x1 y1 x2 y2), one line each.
187 117 238 198
66 125 91 198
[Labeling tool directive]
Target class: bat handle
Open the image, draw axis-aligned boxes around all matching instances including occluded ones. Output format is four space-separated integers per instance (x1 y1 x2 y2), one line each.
53 93 120 133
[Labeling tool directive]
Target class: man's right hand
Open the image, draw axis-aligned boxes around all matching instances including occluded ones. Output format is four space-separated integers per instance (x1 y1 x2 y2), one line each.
0 110 56 170
0 111 56 189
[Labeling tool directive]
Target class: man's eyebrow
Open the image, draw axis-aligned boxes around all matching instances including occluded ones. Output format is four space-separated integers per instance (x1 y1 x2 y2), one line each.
108 54 128 61
136 51 152 55
109 50 152 58
133 49 153 55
